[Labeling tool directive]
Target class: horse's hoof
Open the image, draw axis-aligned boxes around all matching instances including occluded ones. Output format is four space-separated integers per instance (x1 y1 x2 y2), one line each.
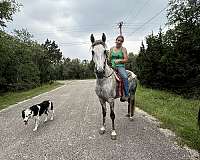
99 129 105 135
99 126 105 135
111 134 117 140
129 116 134 121
111 130 117 140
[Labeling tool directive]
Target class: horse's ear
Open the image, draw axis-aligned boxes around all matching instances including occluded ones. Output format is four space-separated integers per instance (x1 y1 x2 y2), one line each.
90 34 95 43
102 33 106 42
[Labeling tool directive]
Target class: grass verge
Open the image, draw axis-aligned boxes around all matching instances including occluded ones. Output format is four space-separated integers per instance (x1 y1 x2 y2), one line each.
0 82 63 111
136 84 200 151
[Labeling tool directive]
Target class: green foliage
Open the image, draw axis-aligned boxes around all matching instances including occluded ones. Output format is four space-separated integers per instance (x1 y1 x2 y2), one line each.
0 0 21 28
167 0 200 26
126 52 137 73
0 29 65 92
0 82 62 110
136 84 200 151
136 0 200 98
61 58 95 80
14 28 33 43
0 26 95 92
43 39 62 64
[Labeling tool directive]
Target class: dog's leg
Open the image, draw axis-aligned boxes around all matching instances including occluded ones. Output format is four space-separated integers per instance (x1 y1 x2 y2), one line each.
44 114 48 122
44 110 48 122
33 116 40 131
50 102 54 121
50 110 54 121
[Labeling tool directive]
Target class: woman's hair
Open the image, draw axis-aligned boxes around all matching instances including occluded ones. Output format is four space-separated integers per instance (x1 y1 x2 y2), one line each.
116 35 124 42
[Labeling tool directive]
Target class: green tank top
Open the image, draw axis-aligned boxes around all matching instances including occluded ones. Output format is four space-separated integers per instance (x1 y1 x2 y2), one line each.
111 48 125 68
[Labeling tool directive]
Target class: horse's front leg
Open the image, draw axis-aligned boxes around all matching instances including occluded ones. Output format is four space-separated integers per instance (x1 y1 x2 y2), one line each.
109 100 116 140
99 98 106 135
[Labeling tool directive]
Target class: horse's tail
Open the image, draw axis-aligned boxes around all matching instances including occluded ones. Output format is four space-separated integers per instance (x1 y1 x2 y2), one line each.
126 70 137 95
198 107 200 129
130 78 137 95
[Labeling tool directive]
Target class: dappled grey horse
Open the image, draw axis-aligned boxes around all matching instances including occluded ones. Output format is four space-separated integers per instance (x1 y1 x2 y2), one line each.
90 33 137 140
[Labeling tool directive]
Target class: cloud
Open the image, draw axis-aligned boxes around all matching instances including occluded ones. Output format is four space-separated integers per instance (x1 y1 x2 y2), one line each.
6 0 169 60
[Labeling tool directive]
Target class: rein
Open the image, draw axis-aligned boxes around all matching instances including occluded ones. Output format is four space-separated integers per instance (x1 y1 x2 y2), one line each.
103 70 114 78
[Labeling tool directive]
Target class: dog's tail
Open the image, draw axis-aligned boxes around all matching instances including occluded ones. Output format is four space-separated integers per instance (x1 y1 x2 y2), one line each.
50 101 53 110
198 107 200 130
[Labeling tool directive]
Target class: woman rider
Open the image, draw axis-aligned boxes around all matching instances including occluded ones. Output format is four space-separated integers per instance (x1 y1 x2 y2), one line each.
108 35 129 101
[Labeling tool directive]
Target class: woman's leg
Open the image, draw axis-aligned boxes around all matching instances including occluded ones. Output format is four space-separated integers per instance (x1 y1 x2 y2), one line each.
117 67 129 97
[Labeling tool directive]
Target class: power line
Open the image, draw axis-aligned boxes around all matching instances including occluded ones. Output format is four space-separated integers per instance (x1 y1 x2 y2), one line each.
31 23 115 31
124 22 160 26
127 5 169 38
59 43 90 47
30 24 118 36
124 0 151 24
14 23 117 37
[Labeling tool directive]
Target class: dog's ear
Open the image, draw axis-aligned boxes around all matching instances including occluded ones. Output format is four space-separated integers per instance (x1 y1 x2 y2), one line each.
102 33 106 42
90 34 95 43
22 110 25 119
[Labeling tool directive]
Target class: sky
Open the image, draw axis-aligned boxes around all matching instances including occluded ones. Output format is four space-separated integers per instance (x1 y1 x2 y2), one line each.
6 0 169 60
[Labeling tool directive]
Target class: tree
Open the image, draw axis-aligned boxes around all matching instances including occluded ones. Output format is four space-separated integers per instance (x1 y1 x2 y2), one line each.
126 52 137 73
167 0 200 26
0 0 21 28
43 39 62 64
135 0 200 97
14 28 33 43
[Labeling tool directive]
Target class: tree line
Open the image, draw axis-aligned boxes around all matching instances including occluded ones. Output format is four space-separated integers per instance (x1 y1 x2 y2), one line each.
0 29 95 92
136 0 200 98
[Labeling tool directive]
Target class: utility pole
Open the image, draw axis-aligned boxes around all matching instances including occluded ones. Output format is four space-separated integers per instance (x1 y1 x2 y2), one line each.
118 21 123 36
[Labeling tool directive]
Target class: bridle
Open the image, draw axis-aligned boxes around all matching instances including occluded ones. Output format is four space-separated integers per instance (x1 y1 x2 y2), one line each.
103 70 114 78
91 41 114 79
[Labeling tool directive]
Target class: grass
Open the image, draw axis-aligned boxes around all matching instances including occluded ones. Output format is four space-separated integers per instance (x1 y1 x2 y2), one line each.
0 82 63 111
136 84 200 151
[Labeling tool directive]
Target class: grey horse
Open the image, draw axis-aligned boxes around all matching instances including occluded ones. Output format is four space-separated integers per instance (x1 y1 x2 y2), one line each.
90 33 137 140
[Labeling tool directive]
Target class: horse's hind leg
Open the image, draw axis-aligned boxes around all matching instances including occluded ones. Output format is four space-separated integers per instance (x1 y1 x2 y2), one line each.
126 98 131 117
129 79 137 121
109 101 117 140
99 98 106 135
129 95 136 121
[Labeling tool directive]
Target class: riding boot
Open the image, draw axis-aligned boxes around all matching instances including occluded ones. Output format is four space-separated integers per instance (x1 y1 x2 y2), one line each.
120 96 129 102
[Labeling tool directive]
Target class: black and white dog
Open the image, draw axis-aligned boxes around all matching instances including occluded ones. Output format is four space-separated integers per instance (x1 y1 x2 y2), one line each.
22 100 54 131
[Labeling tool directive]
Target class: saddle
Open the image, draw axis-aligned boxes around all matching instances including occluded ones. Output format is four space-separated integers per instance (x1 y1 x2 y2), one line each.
114 70 137 98
114 70 124 98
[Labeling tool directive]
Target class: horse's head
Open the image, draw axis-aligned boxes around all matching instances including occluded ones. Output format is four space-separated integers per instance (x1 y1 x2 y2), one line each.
90 33 107 78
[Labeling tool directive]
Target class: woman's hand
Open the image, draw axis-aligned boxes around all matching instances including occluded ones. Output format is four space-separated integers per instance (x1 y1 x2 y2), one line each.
114 59 121 64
